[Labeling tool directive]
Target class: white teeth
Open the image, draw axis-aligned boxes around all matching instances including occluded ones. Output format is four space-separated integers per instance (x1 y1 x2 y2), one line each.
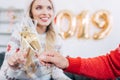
40 18 49 20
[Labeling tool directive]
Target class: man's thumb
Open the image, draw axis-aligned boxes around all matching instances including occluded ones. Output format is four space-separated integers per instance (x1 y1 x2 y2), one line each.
40 55 53 63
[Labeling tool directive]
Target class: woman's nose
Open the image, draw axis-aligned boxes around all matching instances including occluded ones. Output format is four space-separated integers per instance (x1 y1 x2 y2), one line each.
42 9 48 15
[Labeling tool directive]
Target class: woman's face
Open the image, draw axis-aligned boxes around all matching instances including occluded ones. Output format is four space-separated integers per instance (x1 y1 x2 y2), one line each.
31 0 54 27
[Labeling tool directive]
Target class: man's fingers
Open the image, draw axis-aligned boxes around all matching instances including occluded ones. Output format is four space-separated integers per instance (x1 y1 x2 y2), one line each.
40 61 46 66
40 55 54 63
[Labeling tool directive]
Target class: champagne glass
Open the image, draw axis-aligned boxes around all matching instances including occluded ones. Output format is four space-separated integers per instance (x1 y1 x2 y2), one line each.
20 17 41 54
19 17 41 78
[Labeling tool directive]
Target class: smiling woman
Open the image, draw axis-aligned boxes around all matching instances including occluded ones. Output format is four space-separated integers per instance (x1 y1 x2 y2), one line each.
29 0 54 28
0 0 71 80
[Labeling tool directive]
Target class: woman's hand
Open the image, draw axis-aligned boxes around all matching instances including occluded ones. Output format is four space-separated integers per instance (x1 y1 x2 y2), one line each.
7 51 26 69
36 51 69 69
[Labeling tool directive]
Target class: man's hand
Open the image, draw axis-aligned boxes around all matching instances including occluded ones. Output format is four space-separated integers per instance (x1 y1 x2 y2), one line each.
36 51 69 69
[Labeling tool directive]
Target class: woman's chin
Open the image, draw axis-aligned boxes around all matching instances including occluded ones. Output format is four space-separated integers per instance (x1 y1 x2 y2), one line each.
38 22 51 27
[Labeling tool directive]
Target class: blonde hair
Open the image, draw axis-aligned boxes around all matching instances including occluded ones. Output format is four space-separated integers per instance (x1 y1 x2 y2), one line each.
28 0 56 50
24 0 56 77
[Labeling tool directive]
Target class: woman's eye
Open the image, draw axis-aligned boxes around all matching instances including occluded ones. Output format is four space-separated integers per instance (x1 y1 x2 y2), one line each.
36 6 42 10
47 6 52 10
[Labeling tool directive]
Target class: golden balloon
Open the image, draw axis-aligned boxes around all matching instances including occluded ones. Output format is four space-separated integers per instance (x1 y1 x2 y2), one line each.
56 10 75 39
92 10 112 40
55 9 112 40
76 11 90 39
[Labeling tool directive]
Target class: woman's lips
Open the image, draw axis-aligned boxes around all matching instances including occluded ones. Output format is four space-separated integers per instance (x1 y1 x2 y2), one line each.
40 17 49 22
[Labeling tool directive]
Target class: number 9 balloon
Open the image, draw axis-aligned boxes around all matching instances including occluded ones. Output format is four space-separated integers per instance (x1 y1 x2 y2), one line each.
92 10 112 40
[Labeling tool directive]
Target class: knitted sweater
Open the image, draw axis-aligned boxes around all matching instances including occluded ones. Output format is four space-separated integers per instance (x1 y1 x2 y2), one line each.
0 25 71 80
65 45 120 79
